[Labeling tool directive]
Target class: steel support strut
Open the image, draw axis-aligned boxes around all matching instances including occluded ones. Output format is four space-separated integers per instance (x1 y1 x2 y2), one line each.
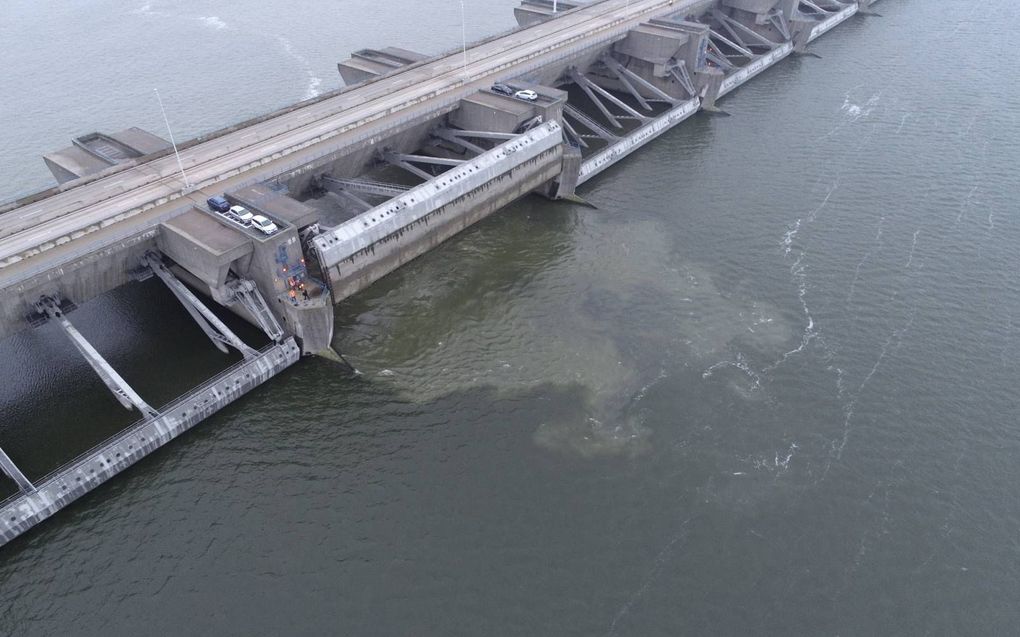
226 279 284 343
584 77 651 122
438 130 516 141
568 68 618 127
330 188 374 212
0 446 34 493
562 105 619 142
669 62 697 97
709 28 753 59
560 117 589 148
432 128 487 154
143 253 261 359
601 55 680 103
319 176 409 197
387 153 466 167
36 296 159 418
713 10 781 50
382 152 438 181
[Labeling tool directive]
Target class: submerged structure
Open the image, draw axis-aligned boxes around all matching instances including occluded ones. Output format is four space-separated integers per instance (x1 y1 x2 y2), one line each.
0 0 884 546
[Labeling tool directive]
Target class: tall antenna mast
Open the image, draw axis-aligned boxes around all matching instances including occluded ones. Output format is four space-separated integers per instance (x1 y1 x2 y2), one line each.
154 88 190 189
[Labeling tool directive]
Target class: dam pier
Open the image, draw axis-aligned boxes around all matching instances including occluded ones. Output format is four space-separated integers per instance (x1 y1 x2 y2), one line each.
0 0 884 547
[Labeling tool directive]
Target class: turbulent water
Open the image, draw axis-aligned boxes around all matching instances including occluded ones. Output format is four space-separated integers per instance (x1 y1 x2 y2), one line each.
2 0 1019 634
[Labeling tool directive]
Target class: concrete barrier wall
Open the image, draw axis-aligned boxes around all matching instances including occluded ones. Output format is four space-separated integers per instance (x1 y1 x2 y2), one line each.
0 339 301 548
314 122 565 301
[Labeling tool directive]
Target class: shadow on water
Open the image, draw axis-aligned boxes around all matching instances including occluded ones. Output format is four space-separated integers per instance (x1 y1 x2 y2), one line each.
0 277 268 481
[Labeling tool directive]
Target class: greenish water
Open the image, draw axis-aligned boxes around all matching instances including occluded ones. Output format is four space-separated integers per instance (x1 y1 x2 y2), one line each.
2 1 1019 635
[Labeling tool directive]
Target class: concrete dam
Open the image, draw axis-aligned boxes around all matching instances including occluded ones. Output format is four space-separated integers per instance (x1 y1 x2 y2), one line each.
0 0 884 547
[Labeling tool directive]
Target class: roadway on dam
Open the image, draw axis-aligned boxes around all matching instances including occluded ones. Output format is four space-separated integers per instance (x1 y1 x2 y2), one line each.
0 0 707 282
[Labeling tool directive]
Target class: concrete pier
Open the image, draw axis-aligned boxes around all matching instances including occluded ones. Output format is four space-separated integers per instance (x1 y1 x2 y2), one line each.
0 339 300 547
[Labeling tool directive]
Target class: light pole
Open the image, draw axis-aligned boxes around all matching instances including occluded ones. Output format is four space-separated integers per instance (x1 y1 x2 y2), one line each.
154 88 190 189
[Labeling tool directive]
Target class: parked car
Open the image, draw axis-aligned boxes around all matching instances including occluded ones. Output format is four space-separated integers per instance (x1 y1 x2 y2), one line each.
228 205 254 224
491 83 514 96
250 215 278 235
514 89 539 101
207 196 230 212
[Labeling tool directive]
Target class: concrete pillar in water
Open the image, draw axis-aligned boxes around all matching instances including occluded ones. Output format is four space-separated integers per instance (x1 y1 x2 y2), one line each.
791 19 815 53
700 71 726 110
553 145 583 199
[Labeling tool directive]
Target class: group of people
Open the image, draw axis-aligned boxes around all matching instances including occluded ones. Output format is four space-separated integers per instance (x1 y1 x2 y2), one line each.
286 275 311 305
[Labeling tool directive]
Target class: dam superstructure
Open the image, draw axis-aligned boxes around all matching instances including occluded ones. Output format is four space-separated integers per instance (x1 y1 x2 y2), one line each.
0 0 885 547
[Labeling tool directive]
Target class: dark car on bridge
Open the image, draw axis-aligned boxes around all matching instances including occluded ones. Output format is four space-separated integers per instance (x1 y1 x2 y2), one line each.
207 196 230 212
491 83 514 96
